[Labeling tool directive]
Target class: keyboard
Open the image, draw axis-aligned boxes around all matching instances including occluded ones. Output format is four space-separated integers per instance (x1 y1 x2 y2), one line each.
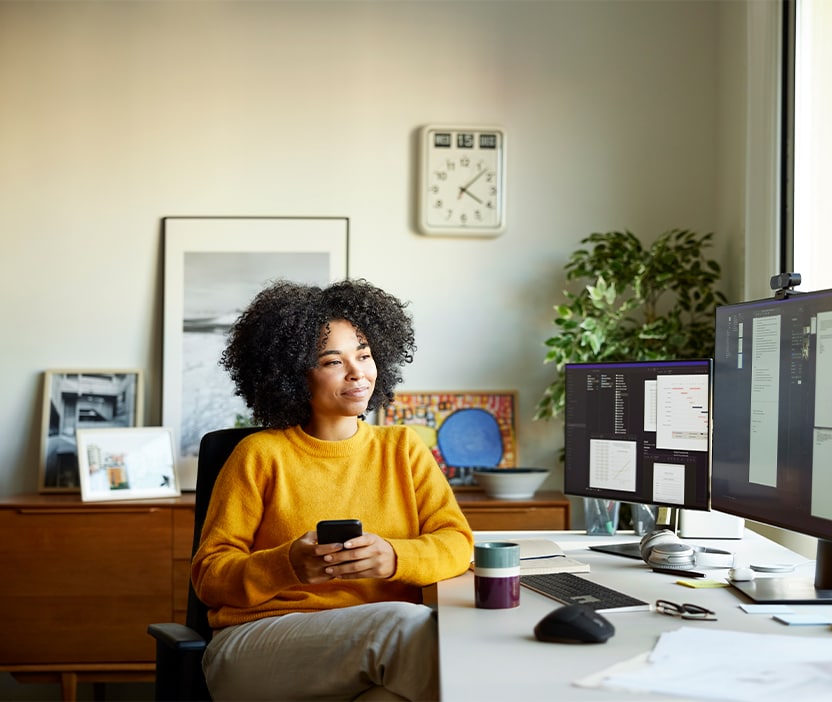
520 572 651 613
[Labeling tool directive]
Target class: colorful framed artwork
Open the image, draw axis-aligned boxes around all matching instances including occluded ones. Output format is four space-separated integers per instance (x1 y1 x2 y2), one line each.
162 216 349 491
379 391 518 485
77 427 179 502
39 369 143 493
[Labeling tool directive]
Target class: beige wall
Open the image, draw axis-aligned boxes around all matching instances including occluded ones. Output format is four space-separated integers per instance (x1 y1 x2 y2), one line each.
0 0 740 502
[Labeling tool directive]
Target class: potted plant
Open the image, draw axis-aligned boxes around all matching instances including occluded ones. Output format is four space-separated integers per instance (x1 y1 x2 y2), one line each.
535 228 727 532
536 228 727 422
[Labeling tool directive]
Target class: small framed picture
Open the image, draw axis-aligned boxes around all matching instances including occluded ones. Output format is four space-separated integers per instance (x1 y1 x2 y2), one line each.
39 369 143 493
76 427 180 502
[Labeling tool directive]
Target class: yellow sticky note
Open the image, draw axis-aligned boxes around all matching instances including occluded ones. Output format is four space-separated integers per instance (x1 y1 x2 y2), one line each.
676 579 729 588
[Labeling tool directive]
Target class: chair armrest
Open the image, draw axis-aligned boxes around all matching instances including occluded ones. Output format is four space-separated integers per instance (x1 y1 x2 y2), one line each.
147 622 207 652
148 623 210 700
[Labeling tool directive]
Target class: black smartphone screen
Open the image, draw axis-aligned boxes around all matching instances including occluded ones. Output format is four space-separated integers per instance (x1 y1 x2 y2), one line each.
316 519 363 544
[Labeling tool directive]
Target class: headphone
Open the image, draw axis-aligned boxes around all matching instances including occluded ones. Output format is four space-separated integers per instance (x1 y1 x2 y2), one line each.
639 529 733 570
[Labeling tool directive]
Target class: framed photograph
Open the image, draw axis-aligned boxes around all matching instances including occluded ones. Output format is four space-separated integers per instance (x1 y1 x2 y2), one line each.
77 427 179 501
162 216 349 490
379 391 518 485
39 369 143 493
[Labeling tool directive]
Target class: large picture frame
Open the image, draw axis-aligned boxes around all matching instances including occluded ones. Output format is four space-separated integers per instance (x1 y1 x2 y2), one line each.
162 216 349 490
77 427 179 502
39 369 143 493
379 391 518 485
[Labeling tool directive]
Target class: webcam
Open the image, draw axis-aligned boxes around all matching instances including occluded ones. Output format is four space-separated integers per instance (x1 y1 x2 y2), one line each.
770 272 803 299
770 272 801 291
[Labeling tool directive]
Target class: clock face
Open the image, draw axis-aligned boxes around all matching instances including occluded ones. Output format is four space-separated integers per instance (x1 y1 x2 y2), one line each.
418 125 506 236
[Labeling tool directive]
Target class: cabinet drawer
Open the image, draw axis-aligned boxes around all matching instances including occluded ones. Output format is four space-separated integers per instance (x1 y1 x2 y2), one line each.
462 506 567 531
0 506 172 665
173 506 195 559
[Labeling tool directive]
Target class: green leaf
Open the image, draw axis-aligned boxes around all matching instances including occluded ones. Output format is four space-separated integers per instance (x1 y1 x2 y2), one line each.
538 227 726 422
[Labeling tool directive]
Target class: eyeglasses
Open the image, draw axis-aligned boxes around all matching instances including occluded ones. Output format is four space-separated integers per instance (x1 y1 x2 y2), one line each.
655 599 717 621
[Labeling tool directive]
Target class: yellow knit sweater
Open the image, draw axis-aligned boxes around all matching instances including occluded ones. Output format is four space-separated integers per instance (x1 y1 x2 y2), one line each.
191 422 474 629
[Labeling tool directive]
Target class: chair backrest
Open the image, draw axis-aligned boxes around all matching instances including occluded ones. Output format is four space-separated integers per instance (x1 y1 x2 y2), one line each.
185 427 262 642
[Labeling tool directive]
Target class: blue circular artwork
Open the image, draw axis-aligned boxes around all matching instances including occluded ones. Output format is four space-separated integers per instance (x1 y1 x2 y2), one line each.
436 408 504 467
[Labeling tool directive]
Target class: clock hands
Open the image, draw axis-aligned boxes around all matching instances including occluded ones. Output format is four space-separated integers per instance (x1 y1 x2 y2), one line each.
458 187 483 204
457 168 488 203
461 167 488 190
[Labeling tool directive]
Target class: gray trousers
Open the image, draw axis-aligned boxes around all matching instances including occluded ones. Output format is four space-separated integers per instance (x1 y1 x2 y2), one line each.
203 601 439 701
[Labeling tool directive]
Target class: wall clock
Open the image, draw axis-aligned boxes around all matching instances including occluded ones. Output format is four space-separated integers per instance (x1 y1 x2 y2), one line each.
417 124 506 237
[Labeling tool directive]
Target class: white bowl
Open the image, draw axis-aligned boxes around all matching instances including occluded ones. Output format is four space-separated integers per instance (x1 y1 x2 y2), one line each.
471 468 550 500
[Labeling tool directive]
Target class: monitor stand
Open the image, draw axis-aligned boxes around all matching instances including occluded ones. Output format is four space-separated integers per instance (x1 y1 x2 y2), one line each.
730 578 832 603
730 538 832 604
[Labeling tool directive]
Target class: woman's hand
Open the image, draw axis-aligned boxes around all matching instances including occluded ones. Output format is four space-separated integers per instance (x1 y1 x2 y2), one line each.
289 531 396 584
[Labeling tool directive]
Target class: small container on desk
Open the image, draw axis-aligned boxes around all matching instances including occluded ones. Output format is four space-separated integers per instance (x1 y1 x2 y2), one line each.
584 498 620 535
630 503 658 535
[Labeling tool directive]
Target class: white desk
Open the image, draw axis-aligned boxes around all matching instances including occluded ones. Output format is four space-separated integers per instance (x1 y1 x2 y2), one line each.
436 529 832 701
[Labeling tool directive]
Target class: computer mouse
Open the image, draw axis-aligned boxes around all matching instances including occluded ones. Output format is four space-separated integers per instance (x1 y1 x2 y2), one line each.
534 604 615 644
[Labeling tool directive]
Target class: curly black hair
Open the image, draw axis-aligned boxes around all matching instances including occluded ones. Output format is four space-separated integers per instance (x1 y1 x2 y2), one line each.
221 278 416 429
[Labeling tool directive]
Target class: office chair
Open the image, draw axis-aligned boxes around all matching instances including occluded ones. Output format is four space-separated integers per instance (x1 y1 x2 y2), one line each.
147 426 260 701
148 426 436 701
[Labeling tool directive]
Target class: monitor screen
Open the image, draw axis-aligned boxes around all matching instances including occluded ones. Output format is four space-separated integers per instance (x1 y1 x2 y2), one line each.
563 359 712 511
712 288 832 600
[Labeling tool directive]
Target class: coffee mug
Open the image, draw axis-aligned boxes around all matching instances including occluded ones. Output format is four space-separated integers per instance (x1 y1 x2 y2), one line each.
473 541 521 609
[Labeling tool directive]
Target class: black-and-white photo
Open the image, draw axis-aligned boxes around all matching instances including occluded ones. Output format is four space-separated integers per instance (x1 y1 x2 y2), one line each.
162 217 349 490
39 369 143 492
179 250 331 457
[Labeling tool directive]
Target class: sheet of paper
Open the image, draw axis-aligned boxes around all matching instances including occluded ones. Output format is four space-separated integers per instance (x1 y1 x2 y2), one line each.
773 613 832 626
603 660 832 702
739 604 794 614
573 652 651 689
588 626 832 701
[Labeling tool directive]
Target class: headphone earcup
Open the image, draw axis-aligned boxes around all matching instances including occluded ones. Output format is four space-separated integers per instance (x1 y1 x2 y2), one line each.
646 542 696 570
639 529 678 562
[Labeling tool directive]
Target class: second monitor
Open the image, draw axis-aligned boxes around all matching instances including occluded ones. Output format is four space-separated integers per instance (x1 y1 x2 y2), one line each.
564 359 712 512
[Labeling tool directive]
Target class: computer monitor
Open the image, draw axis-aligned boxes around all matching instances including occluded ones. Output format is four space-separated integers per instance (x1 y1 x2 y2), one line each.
712 287 832 602
563 359 712 513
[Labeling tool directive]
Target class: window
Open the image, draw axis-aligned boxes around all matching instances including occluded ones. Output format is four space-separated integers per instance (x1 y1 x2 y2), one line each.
789 0 832 291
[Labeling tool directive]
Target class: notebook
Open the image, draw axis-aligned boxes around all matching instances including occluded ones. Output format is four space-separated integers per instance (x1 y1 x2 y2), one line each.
470 538 590 575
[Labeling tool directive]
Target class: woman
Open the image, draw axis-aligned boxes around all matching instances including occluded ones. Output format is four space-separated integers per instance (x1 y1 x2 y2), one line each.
191 278 474 701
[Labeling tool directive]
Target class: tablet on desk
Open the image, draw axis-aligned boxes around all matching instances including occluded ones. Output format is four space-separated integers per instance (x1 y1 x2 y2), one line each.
589 542 643 559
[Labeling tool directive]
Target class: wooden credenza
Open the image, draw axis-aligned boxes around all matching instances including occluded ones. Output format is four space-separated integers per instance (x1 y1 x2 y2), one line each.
0 489 569 700
0 494 195 701
453 489 570 531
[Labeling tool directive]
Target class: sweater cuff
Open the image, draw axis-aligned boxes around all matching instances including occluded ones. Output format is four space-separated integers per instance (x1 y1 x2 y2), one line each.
246 542 303 597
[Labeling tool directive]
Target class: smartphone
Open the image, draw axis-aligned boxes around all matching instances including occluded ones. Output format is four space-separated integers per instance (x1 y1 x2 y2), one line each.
316 519 363 544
